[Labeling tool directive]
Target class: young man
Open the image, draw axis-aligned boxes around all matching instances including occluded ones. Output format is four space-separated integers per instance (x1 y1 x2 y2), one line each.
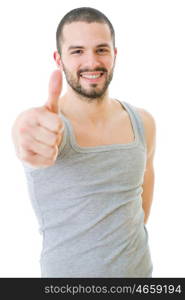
12 7 156 277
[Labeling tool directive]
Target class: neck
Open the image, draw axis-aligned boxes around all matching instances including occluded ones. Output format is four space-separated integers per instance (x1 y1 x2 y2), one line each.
59 89 115 125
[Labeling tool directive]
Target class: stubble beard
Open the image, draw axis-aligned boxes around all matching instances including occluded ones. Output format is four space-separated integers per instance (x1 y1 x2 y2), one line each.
62 63 115 103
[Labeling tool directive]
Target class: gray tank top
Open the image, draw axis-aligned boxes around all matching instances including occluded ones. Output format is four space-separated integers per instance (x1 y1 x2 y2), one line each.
23 100 153 277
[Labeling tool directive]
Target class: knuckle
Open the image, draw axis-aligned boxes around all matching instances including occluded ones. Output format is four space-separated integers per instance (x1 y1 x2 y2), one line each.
19 151 30 161
30 106 42 115
22 107 38 120
20 140 31 150
19 125 29 135
27 107 44 122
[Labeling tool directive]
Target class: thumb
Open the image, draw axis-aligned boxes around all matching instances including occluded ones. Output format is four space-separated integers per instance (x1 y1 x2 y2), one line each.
45 69 63 114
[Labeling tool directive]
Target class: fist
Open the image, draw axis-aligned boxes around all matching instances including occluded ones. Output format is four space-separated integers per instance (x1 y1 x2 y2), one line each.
12 70 64 167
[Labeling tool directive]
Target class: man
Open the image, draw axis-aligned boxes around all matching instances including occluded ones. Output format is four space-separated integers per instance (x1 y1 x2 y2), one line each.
12 7 156 277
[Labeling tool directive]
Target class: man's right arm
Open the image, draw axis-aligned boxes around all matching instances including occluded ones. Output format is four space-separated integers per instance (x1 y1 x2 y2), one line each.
11 70 64 168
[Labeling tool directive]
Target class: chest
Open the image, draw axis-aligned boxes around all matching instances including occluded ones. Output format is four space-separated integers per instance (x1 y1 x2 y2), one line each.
71 113 136 147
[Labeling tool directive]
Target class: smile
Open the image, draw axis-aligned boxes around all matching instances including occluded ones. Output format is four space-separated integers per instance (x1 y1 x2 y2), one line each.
80 72 104 81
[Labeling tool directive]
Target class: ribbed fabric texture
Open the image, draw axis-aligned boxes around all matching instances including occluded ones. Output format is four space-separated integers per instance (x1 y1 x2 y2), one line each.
23 100 153 277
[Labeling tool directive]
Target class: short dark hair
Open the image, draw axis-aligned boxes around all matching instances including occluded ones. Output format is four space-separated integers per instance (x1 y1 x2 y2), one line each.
56 7 115 55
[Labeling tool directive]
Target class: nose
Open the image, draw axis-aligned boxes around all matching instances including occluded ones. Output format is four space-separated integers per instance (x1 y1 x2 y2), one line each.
83 51 101 70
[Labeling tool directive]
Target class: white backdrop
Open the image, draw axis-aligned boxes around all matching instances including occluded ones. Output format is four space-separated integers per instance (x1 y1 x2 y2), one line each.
0 0 185 277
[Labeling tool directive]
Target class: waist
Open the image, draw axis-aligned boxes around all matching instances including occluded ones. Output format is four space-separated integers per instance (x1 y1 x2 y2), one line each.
40 226 152 277
41 220 148 258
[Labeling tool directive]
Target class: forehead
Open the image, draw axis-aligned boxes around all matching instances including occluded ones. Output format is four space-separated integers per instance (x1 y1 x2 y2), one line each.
62 22 112 48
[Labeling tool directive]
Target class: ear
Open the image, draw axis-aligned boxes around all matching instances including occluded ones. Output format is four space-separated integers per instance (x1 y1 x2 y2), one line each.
114 47 117 57
53 51 62 68
113 47 117 63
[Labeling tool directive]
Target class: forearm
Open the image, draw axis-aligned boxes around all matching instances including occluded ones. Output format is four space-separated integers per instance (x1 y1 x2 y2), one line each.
141 167 155 224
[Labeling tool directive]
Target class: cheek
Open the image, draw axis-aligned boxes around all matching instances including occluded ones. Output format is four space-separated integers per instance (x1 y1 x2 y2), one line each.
102 57 115 69
62 56 78 70
69 61 81 73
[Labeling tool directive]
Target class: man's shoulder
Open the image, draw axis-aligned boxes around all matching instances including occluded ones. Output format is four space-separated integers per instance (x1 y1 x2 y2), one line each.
130 103 156 155
132 104 156 133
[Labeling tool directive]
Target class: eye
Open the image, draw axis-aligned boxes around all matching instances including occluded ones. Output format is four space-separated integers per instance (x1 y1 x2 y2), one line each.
71 50 83 55
97 48 108 53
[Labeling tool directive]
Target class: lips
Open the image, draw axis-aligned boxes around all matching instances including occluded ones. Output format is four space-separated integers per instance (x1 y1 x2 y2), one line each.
80 72 104 77
80 72 105 82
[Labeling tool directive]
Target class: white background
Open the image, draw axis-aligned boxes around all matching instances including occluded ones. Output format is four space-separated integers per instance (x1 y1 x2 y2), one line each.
0 0 185 277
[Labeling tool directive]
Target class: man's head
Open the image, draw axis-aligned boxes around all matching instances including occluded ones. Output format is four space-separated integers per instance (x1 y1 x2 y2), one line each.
54 7 117 100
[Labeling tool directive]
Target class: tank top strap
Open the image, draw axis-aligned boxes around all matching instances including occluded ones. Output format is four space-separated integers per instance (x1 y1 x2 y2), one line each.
57 112 72 156
120 100 147 150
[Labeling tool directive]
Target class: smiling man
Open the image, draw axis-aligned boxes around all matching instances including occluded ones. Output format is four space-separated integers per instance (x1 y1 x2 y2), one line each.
12 7 156 278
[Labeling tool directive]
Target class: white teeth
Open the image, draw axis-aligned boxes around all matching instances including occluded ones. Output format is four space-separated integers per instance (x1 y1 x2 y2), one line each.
81 73 102 79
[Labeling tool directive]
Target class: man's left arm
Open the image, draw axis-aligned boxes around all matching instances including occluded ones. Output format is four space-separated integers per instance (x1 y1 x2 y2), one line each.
137 108 156 224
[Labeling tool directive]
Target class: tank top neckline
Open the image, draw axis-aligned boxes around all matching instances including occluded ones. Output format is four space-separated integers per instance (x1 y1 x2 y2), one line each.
59 99 139 153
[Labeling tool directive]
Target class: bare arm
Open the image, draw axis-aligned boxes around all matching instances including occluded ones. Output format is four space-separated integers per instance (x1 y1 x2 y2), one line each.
137 108 156 224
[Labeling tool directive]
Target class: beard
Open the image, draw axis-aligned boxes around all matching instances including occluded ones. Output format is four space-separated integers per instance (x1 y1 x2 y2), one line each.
61 62 115 102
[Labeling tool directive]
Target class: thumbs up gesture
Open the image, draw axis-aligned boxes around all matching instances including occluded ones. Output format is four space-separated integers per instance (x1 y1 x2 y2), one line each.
12 70 65 167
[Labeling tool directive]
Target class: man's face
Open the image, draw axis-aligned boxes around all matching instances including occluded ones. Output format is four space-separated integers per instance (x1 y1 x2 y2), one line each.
59 22 117 100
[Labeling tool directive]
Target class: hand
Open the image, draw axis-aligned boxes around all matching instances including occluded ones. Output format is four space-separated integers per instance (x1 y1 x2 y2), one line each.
12 70 64 167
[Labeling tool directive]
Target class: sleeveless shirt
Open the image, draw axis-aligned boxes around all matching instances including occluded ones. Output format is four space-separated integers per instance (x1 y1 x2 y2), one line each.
23 100 153 277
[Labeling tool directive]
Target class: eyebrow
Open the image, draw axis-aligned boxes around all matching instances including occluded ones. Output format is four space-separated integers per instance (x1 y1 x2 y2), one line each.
68 43 110 51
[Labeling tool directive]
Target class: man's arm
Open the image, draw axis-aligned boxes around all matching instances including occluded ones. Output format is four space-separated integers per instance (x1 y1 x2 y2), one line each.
137 107 156 224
